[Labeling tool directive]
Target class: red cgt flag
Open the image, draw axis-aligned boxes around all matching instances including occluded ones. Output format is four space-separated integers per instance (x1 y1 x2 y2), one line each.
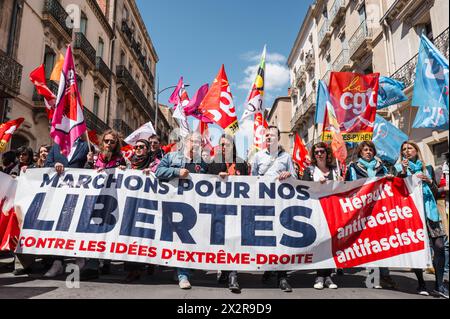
0 118 24 152
253 112 268 151
292 133 309 172
324 72 379 142
198 65 239 135
30 64 56 120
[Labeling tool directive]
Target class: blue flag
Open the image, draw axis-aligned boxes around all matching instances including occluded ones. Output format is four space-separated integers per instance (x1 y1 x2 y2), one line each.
377 76 408 109
373 115 408 164
315 80 330 124
412 34 449 129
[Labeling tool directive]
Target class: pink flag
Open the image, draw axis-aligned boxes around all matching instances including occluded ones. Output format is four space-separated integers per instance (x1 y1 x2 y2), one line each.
184 84 213 123
168 77 185 108
50 45 87 157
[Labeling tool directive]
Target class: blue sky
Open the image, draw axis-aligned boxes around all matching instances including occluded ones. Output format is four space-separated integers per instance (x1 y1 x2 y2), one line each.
136 0 313 154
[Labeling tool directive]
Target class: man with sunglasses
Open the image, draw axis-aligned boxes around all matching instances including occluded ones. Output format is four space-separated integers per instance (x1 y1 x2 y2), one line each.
156 132 209 290
251 126 297 293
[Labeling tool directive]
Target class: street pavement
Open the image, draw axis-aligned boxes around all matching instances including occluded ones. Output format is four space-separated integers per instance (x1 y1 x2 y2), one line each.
0 255 448 299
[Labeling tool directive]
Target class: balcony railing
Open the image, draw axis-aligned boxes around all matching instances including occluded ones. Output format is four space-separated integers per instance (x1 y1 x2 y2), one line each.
349 20 373 60
32 80 58 102
329 0 346 28
42 0 73 39
332 48 351 71
116 65 154 120
121 20 133 44
73 32 97 68
305 49 315 70
113 119 133 138
85 107 110 134
291 91 316 129
0 51 23 97
95 57 112 83
391 28 449 88
295 65 307 86
318 20 332 48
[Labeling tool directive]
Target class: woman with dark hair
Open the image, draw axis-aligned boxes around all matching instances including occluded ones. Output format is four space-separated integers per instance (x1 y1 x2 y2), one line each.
81 130 127 281
35 145 51 168
346 141 388 181
10 146 35 177
345 141 397 290
394 141 448 298
1 151 17 175
303 142 341 290
123 139 157 282
209 134 249 293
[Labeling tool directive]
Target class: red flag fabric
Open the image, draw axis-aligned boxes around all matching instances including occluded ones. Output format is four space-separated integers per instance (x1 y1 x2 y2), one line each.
121 145 134 161
88 130 100 147
197 121 215 156
253 112 268 151
50 45 87 157
292 133 309 172
0 118 24 152
198 65 239 135
324 72 379 142
161 143 177 154
30 64 56 120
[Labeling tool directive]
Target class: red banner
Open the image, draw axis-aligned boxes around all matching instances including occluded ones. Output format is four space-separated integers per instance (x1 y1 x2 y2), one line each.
324 72 379 142
0 118 24 152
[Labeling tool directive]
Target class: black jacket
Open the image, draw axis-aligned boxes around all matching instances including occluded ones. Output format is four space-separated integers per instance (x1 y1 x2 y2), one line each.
45 140 89 169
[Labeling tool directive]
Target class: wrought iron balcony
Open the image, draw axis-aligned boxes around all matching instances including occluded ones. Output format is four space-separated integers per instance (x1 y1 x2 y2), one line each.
94 56 112 87
121 20 133 44
305 49 315 71
85 106 110 134
391 28 449 89
329 0 346 28
291 91 316 130
318 20 332 49
349 20 373 61
332 48 351 72
295 65 307 86
116 65 155 120
42 0 72 43
32 80 58 102
113 119 133 138
73 32 97 69
0 51 23 97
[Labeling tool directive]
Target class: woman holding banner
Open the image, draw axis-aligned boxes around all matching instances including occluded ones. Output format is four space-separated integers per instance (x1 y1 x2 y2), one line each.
122 138 161 282
303 142 340 290
209 134 249 293
345 141 397 290
395 141 448 299
81 129 127 281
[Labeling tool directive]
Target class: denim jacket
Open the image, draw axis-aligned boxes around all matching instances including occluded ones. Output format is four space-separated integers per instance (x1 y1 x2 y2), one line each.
155 151 208 181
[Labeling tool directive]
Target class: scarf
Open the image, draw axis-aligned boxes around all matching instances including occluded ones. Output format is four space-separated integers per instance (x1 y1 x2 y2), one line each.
130 153 152 170
95 153 124 169
396 160 440 222
358 158 378 178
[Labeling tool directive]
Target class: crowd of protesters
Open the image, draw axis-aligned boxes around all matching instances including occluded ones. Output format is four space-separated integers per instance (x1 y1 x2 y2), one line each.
0 126 448 298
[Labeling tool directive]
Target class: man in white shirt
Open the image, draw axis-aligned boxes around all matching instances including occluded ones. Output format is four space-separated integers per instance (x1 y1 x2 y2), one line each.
251 126 296 292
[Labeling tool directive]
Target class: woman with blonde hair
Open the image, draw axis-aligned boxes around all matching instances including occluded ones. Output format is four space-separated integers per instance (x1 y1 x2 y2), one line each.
394 141 448 298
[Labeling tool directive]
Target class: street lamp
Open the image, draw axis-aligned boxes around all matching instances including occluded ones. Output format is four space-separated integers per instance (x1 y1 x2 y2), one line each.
154 77 190 134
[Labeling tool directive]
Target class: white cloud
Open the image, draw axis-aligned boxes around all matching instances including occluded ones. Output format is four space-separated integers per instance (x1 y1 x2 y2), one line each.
238 58 290 93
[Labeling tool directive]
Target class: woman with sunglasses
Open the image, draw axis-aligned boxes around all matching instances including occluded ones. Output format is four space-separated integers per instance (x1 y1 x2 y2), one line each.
209 134 249 293
345 141 397 290
123 139 159 282
81 130 127 281
394 141 448 299
10 146 35 177
302 142 341 290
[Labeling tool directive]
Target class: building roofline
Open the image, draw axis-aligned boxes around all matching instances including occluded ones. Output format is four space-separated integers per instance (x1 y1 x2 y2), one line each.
267 96 291 121
287 5 315 67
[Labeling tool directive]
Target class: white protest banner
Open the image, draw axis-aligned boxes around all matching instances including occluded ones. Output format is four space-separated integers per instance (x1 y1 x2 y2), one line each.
13 169 432 271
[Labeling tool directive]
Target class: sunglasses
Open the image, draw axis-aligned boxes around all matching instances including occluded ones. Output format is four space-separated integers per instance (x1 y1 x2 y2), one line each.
104 139 116 145
134 145 147 150
314 150 326 155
